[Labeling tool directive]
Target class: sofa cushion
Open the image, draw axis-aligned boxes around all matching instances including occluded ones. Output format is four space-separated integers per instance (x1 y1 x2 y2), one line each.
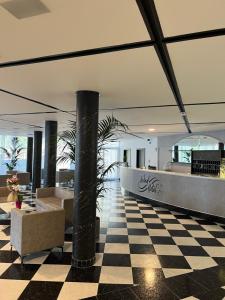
54 188 73 200
35 197 61 210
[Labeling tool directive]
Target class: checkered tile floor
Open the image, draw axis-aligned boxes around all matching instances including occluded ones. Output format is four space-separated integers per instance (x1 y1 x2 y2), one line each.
1 184 225 299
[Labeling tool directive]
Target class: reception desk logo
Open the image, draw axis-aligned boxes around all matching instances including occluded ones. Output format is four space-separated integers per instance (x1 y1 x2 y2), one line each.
137 175 161 194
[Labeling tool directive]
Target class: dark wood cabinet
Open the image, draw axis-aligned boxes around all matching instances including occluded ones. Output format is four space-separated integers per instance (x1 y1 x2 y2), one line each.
191 150 224 176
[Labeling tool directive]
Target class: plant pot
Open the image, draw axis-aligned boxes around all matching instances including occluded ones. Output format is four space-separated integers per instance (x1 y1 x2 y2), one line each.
7 170 17 175
16 201 22 209
95 216 100 240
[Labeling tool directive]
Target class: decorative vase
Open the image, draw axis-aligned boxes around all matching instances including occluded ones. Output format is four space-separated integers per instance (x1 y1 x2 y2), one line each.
16 201 22 209
7 191 18 203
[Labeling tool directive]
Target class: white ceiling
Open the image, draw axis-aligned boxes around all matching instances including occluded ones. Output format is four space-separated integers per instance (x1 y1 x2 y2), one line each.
155 0 225 36
101 106 182 125
0 0 149 61
186 104 225 123
0 47 176 110
0 0 225 136
168 37 225 103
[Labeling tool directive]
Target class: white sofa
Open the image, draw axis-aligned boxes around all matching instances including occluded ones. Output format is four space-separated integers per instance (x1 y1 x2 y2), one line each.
35 187 74 228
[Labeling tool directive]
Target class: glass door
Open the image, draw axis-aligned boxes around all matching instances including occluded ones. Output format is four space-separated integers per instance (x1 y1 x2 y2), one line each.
102 148 120 180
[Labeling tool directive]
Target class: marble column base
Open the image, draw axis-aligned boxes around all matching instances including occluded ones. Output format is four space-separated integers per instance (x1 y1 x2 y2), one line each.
71 255 96 268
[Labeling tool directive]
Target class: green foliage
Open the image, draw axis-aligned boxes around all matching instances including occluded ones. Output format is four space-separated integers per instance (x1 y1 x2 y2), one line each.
183 149 192 163
0 137 24 171
57 115 130 203
18 193 23 203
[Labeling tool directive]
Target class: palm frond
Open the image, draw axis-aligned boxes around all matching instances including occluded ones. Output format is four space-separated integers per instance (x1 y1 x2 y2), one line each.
57 115 135 205
0 147 11 158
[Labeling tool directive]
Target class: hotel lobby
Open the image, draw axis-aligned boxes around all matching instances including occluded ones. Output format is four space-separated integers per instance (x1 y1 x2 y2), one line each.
1 0 225 299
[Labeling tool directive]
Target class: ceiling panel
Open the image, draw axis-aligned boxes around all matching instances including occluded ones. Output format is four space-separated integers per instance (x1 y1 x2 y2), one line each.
191 123 225 133
0 0 149 62
0 91 56 113
128 124 186 135
0 47 176 113
100 107 186 134
5 112 55 126
168 37 225 103
155 0 225 37
3 106 184 135
0 118 41 136
186 104 225 123
100 106 182 126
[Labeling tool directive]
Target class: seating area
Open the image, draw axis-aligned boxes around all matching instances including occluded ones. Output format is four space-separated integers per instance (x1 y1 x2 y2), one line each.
1 187 71 263
0 184 73 258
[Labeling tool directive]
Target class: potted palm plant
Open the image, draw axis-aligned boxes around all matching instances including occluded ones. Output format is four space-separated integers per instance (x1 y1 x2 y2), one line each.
0 137 24 174
184 149 192 163
57 115 131 238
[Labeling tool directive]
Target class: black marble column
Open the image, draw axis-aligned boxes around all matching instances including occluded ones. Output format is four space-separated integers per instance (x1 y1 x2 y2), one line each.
32 131 42 193
26 137 33 182
174 145 179 162
72 90 99 268
44 121 58 187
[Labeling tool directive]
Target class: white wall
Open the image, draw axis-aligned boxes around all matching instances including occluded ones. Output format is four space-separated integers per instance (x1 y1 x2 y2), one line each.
157 130 225 170
119 136 158 168
119 129 225 172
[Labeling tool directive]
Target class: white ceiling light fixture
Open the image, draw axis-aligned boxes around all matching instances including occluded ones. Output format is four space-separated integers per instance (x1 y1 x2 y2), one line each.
148 128 156 132
1 0 50 19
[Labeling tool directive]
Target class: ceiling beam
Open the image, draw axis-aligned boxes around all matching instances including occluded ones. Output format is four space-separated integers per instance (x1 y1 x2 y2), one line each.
185 101 225 107
2 99 225 117
164 28 225 44
192 121 225 125
0 111 57 116
101 104 177 110
128 121 225 126
136 0 191 133
0 28 224 69
101 100 225 111
0 118 42 128
129 123 183 126
0 40 154 68
0 88 75 117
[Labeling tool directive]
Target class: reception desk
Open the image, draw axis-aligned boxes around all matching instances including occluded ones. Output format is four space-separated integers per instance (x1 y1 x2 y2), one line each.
120 167 225 220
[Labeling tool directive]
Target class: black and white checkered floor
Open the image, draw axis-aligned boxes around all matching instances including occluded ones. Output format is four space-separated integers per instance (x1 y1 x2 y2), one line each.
1 185 225 299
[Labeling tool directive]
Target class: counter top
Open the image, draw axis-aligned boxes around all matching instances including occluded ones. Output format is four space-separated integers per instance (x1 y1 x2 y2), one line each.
131 167 223 181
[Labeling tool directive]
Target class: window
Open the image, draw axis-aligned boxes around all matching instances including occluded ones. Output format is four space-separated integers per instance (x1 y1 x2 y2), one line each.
172 136 220 163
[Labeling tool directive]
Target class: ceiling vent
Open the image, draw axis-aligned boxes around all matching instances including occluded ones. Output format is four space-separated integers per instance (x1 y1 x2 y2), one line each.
1 0 50 19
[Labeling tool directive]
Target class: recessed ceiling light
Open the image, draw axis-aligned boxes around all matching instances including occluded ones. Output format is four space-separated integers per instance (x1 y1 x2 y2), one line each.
1 0 50 19
148 128 156 132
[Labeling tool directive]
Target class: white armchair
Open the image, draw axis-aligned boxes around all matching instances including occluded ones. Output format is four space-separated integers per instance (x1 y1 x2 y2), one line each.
10 208 65 263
